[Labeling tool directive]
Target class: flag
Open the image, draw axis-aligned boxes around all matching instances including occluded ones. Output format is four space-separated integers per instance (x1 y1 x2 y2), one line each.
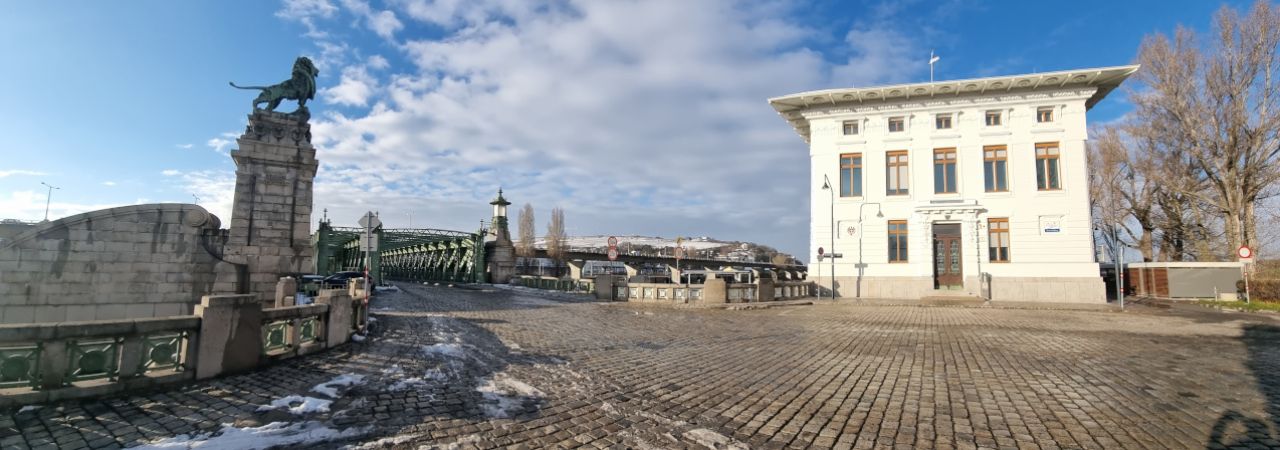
929 51 940 64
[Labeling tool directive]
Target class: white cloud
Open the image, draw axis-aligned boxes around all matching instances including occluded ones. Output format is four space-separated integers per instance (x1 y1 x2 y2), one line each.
276 0 339 38
0 190 138 222
102 181 117 187
0 170 46 178
161 170 181 176
178 170 236 223
177 143 194 149
367 55 390 70
321 65 377 107
206 131 240 154
338 0 402 40
285 0 927 257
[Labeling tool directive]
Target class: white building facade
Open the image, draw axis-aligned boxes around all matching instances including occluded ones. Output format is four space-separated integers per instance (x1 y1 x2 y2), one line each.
769 66 1139 303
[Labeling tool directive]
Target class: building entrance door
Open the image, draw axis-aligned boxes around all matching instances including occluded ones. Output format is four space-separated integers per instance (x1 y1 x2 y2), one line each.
933 224 963 289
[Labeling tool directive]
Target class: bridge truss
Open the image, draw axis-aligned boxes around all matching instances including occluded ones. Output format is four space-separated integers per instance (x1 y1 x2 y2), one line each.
313 221 488 284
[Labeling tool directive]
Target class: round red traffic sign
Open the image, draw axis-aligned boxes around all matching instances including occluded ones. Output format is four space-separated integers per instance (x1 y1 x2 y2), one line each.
1239 245 1254 259
817 247 824 256
607 248 619 261
607 236 618 247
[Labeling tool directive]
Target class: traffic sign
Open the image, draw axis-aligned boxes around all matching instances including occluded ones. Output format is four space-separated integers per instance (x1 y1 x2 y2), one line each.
359 233 378 251
1239 245 1254 260
607 248 619 261
817 247 824 256
607 236 618 247
358 211 382 230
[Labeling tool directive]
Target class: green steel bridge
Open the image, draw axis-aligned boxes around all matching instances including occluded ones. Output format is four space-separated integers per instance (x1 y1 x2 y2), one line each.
312 220 488 284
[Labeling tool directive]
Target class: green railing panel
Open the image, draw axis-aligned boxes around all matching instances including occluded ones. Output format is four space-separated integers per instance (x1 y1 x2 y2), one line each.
67 338 120 383
0 345 40 388
300 318 320 343
141 333 185 373
263 321 291 353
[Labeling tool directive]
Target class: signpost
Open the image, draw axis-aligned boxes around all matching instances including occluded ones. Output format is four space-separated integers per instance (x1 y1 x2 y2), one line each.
358 212 382 306
607 236 619 265
1240 245 1255 302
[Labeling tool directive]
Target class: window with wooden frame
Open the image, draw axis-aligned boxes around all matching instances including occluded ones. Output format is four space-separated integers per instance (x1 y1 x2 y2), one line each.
887 116 905 132
988 218 1010 262
839 153 862 197
1036 107 1054 123
983 145 1008 192
985 110 1002 126
885 150 909 195
935 114 952 130
1035 142 1061 190
933 148 957 194
888 220 909 263
842 120 859 136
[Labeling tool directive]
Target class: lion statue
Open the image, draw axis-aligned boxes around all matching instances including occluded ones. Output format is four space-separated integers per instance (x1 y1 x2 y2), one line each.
229 56 320 113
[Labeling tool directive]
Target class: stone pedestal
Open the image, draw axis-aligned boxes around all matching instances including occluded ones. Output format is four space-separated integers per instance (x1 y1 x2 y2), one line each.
194 294 263 379
215 110 319 302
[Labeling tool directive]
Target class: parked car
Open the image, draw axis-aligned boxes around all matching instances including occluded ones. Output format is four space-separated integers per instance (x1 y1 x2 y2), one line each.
299 274 325 296
321 271 364 289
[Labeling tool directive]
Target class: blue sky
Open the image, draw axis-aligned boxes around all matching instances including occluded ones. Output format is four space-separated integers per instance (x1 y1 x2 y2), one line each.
0 0 1252 259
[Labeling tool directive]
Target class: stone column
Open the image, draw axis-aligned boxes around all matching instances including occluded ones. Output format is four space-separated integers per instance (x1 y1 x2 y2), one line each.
216 110 319 302
316 290 353 347
566 261 585 280
701 278 727 304
275 277 297 307
194 294 262 379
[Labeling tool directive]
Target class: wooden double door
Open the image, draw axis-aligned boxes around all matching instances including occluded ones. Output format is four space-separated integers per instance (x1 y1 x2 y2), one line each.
933 224 963 289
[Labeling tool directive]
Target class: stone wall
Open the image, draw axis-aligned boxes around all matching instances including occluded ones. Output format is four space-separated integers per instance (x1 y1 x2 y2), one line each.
0 204 225 323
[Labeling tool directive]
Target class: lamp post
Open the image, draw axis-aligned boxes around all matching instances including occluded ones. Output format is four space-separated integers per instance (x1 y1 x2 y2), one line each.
40 182 60 222
855 202 883 299
821 175 835 299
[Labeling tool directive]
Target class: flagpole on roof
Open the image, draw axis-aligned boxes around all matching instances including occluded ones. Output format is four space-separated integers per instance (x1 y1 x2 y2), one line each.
929 50 940 82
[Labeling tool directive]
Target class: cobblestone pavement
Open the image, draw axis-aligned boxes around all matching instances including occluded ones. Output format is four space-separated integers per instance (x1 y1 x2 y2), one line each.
5 284 1280 449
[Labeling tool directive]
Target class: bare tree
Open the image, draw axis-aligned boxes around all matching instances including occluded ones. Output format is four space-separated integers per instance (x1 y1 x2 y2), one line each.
1131 1 1280 257
516 203 535 258
545 207 567 266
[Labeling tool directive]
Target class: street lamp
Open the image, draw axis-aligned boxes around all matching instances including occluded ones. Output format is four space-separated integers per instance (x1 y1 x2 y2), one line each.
40 182 60 222
821 175 835 299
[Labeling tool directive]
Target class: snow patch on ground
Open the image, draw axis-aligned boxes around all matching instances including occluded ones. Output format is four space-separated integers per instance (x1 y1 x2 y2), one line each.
16 405 40 414
257 396 333 415
341 432 418 449
422 343 465 358
350 334 366 342
126 421 369 449
312 373 366 398
682 428 749 450
476 373 543 418
374 285 400 292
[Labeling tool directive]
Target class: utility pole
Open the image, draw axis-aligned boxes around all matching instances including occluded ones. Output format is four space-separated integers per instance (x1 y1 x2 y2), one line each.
40 182 60 222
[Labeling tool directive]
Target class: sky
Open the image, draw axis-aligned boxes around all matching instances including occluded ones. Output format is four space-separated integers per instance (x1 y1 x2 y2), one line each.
0 0 1255 260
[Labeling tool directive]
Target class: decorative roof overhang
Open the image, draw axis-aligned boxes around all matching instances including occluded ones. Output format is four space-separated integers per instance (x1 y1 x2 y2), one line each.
767 65 1140 143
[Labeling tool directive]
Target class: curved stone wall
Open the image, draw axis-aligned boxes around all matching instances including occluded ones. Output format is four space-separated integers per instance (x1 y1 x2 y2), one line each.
0 204 226 323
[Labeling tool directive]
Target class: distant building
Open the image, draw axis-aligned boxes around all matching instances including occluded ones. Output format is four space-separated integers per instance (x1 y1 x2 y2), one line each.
769 65 1139 303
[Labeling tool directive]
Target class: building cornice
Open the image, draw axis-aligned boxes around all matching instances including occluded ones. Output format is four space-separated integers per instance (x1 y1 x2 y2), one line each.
769 65 1139 143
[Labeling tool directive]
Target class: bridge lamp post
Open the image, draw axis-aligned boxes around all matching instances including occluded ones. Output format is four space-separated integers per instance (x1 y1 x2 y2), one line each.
40 182 60 222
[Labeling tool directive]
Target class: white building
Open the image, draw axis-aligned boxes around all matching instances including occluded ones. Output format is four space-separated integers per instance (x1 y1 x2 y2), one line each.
769 65 1139 303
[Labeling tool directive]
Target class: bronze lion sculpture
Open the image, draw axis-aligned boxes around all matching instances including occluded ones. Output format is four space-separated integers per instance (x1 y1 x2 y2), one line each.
230 57 319 113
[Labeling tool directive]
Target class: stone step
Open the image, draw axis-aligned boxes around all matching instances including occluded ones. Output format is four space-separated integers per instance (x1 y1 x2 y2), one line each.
919 295 986 306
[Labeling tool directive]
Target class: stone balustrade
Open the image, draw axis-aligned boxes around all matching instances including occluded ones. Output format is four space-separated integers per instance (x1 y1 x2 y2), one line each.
601 277 816 305
0 290 366 408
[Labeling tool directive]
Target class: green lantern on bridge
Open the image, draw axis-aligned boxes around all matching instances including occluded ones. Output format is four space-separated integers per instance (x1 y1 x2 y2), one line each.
490 188 511 235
